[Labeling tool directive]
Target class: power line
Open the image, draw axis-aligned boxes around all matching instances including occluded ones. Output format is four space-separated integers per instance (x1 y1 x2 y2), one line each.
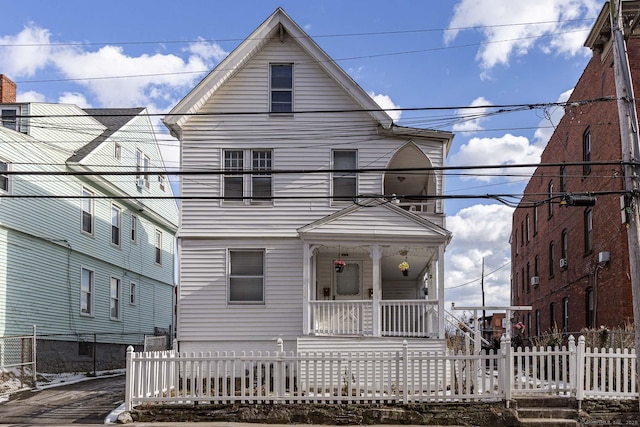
0 17 597 49
0 160 629 175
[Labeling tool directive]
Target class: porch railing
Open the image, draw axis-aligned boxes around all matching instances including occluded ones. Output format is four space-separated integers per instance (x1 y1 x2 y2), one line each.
309 300 437 337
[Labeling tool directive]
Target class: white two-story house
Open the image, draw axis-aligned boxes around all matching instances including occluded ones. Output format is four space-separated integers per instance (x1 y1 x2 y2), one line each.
0 75 178 372
164 8 453 356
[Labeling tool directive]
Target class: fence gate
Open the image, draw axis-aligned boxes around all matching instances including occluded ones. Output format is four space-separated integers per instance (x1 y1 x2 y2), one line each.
0 326 37 395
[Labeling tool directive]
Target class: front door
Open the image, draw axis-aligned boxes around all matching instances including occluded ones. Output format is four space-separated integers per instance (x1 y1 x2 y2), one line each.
333 260 366 334
334 260 362 300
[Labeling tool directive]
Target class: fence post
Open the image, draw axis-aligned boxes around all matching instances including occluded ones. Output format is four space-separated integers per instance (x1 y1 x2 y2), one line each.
501 334 512 407
402 340 408 404
575 335 585 405
276 337 284 402
32 325 37 388
125 345 134 411
567 335 576 395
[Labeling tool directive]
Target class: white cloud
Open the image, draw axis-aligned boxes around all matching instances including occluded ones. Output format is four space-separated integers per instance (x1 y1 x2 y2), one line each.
368 91 401 122
449 133 543 182
0 25 229 171
445 0 600 71
445 203 514 310
17 90 46 103
58 92 91 108
0 24 54 76
452 96 493 133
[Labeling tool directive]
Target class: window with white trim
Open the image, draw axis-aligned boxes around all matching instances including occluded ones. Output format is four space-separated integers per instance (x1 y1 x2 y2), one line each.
130 282 137 305
110 277 121 320
155 229 162 265
0 159 11 193
332 150 357 202
114 143 121 160
229 250 264 304
81 188 94 235
80 267 94 316
111 204 121 246
131 214 137 243
270 64 293 113
223 149 273 203
158 174 165 191
136 150 150 188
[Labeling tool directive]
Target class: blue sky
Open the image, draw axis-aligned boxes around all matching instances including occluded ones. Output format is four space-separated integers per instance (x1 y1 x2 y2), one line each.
0 0 605 312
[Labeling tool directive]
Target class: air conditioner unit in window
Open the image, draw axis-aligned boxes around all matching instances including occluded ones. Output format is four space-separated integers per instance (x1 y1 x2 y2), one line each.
531 276 539 287
136 179 145 188
559 258 568 269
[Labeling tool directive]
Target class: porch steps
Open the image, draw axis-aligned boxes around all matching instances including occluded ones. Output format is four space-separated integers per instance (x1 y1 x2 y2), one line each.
296 336 447 354
514 396 578 426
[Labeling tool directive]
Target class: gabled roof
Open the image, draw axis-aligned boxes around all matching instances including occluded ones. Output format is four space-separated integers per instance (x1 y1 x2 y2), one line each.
297 198 452 244
67 108 144 163
163 7 394 135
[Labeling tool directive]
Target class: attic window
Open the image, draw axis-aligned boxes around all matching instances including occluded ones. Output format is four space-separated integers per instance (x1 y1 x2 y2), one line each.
270 64 293 113
1 108 18 131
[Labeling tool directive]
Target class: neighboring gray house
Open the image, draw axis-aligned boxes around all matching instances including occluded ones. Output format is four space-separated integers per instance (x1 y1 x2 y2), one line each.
0 75 178 372
164 9 454 357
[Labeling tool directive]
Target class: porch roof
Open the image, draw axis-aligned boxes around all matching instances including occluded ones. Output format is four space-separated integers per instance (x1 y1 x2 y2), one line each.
297 198 452 245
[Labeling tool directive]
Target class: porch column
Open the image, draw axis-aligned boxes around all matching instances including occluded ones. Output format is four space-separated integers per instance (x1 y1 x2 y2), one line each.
370 244 382 337
302 243 314 335
438 244 445 339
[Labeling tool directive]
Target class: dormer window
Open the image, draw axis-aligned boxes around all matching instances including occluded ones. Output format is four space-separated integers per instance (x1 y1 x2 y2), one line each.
270 64 293 113
1 107 19 131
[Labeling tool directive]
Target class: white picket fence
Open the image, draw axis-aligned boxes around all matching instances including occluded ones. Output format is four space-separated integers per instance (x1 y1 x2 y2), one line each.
125 335 637 411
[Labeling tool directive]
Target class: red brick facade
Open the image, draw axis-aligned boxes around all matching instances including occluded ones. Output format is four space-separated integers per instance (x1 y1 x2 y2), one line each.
511 30 640 336
0 75 16 103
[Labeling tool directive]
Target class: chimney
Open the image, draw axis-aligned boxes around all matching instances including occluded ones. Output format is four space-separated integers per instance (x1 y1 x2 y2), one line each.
0 75 17 103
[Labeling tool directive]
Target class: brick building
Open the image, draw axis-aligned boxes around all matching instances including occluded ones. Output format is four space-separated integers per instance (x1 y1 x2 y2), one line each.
511 1 640 337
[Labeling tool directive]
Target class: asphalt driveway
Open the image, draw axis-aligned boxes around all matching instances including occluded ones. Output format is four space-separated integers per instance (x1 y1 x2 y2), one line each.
0 374 124 424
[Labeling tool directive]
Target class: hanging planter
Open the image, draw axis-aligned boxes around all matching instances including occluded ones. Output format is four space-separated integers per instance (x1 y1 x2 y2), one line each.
334 259 346 273
398 261 410 276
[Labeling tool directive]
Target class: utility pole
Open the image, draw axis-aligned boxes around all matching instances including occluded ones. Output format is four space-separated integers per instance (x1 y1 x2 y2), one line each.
481 257 486 340
610 0 640 394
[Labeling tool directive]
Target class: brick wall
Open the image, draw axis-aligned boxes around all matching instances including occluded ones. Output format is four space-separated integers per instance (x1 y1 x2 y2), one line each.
0 75 16 103
511 38 639 335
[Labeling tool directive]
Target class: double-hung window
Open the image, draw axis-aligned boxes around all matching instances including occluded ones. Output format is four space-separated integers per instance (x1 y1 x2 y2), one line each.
155 229 162 265
131 214 138 243
548 181 554 217
0 159 10 193
110 277 121 320
583 128 591 176
332 150 357 202
270 64 293 113
80 267 94 316
223 149 273 203
584 208 593 253
136 150 150 188
229 250 264 304
81 188 94 235
252 150 272 202
111 205 121 246
130 282 137 305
